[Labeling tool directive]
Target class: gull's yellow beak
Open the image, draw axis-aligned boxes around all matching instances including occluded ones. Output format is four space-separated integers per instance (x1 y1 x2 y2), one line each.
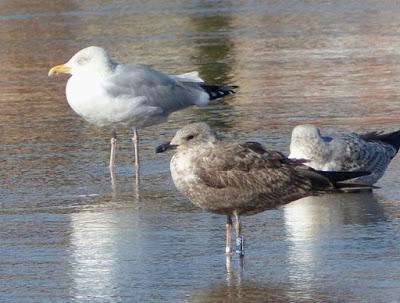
48 64 71 76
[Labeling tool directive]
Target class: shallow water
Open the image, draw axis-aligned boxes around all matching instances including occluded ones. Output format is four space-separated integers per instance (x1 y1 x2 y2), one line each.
1 1 400 302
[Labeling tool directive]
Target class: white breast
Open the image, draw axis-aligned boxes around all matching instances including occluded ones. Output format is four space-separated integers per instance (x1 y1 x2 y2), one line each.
66 74 105 120
66 74 147 128
170 152 200 187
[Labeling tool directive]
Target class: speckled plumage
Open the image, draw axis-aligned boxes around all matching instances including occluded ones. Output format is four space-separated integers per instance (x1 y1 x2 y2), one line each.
167 124 366 215
289 124 400 185
161 123 374 214
158 123 372 254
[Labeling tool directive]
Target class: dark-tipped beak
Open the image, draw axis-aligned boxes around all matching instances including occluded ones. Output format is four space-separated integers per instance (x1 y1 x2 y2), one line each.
156 142 178 153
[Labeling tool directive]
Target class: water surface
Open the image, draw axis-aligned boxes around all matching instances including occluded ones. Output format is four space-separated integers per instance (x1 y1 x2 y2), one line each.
1 1 400 302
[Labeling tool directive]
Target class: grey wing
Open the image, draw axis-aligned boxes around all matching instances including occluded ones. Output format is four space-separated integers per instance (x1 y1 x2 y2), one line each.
334 133 395 176
359 130 400 159
103 64 208 113
195 144 313 207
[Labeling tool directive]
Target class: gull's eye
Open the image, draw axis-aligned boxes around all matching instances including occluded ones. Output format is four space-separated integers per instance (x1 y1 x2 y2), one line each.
186 134 195 141
77 56 90 65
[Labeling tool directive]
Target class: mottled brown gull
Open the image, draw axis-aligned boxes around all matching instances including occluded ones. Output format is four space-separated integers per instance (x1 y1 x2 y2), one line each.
156 122 372 255
48 46 237 179
289 124 400 185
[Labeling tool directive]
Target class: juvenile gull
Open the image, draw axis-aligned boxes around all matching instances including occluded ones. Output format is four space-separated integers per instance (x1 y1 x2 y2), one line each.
48 46 237 177
156 123 372 255
289 124 400 185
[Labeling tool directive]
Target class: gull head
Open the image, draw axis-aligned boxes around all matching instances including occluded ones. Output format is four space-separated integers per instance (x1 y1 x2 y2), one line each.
156 122 217 153
291 124 322 141
48 46 115 77
289 124 323 159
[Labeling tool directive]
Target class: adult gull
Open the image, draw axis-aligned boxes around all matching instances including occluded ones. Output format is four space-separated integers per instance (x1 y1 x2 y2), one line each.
156 123 372 255
48 46 237 179
289 124 400 185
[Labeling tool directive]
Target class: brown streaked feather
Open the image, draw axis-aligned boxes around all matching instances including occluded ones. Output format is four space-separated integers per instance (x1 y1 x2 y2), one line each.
242 142 309 165
167 122 374 217
195 143 313 193
241 142 267 154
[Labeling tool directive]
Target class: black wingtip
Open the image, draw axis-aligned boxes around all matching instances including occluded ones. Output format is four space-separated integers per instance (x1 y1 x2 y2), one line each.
201 84 238 100
312 169 371 182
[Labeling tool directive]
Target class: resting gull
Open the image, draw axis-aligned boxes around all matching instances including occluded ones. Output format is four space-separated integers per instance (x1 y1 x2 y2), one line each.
289 124 400 185
156 122 372 255
48 46 237 178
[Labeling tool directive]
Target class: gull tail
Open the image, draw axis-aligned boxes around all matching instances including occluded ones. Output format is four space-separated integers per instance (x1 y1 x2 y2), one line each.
302 169 375 192
312 170 370 183
200 84 238 100
314 170 376 190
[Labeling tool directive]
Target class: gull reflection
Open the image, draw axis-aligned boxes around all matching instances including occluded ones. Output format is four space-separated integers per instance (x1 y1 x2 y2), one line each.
69 208 141 301
284 192 386 237
225 255 244 289
70 211 120 301
283 192 386 293
187 256 332 303
110 168 117 194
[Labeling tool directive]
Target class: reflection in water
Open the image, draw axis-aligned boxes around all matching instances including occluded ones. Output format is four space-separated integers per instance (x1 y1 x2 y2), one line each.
186 283 295 303
70 211 121 301
188 255 290 303
225 255 244 289
187 284 342 303
191 11 235 84
284 193 390 297
188 2 237 130
285 192 386 231
2 1 400 302
110 167 117 194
